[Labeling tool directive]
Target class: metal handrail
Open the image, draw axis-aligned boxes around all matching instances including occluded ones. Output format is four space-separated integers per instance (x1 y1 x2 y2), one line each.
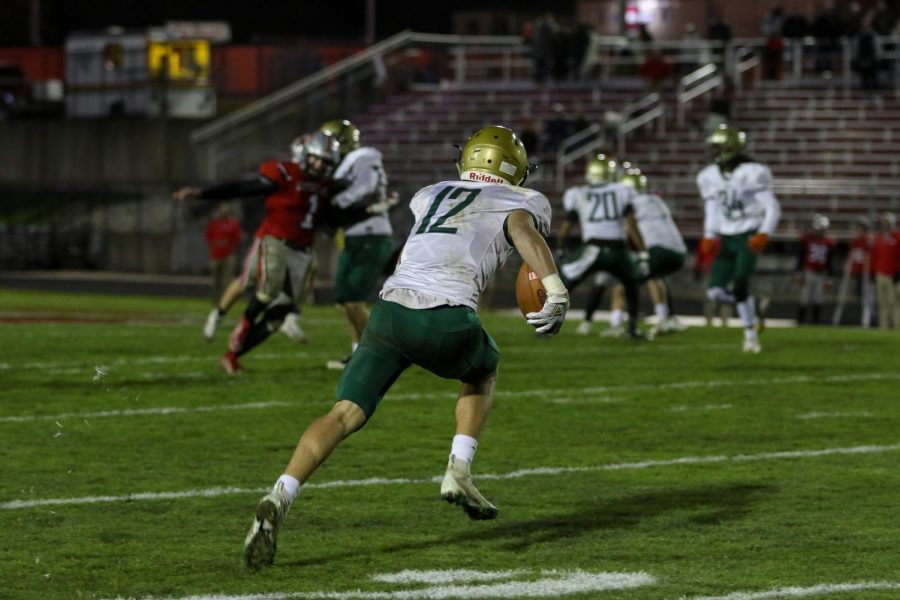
734 47 761 90
555 124 602 185
676 63 723 126
617 95 665 156
554 93 664 185
191 31 525 145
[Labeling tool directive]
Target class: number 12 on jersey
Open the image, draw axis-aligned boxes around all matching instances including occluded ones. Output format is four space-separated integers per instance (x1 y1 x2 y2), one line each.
416 186 481 235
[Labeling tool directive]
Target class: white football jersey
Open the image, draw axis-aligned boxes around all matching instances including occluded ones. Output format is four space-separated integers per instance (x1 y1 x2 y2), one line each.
563 182 637 241
333 146 393 237
382 180 552 310
697 161 781 237
632 193 686 254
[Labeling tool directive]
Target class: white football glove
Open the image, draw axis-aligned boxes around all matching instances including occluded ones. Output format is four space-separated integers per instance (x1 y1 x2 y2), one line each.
526 291 569 335
365 190 400 214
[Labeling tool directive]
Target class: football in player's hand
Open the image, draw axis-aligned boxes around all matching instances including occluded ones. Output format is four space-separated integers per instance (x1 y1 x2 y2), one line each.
515 262 547 316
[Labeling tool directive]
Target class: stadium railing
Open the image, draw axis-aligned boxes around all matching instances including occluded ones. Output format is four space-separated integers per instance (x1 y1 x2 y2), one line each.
189 31 530 181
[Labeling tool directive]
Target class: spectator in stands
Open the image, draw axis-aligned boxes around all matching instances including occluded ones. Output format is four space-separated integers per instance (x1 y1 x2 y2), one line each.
812 2 841 77
871 212 898 329
854 21 881 90
841 1 864 37
679 22 703 75
762 6 786 80
781 3 810 40
570 22 593 81
706 15 733 66
531 13 557 84
551 21 572 82
638 49 674 91
795 214 836 324
205 202 242 305
870 1 898 36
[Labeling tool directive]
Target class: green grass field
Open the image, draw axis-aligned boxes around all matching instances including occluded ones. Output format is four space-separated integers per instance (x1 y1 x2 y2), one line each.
1 288 898 600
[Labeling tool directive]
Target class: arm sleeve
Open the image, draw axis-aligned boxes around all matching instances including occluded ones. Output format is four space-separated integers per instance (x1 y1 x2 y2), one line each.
199 178 277 200
698 174 719 238
703 198 720 238
333 159 383 209
756 189 781 235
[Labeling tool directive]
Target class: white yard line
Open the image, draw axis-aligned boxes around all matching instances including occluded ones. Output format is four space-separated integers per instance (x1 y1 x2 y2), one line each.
3 442 898 511
0 401 297 424
796 411 874 420
2 372 896 424
104 570 655 600
0 351 312 372
679 581 900 600
667 404 733 413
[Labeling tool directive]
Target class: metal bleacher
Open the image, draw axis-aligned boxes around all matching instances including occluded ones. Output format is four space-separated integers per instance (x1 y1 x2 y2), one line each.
190 32 900 244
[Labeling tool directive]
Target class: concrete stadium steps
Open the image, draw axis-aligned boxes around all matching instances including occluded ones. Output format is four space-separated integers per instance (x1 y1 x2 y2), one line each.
340 82 899 241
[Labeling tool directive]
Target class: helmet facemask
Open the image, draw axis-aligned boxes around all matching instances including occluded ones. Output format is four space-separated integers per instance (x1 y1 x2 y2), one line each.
297 131 341 178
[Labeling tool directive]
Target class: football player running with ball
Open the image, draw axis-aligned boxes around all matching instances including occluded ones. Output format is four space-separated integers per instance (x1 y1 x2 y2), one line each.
241 126 568 569
698 125 781 353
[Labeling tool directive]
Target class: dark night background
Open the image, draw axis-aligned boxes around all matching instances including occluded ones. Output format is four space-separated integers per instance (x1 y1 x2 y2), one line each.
0 0 577 45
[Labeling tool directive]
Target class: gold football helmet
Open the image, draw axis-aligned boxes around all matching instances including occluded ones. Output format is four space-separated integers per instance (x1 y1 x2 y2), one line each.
320 119 361 157
456 125 529 185
585 154 618 185
619 167 648 193
707 124 746 164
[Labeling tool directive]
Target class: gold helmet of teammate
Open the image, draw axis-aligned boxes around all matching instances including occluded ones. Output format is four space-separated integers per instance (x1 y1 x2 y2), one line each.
585 154 617 185
320 119 361 157
619 167 648 193
456 125 530 186
706 124 746 164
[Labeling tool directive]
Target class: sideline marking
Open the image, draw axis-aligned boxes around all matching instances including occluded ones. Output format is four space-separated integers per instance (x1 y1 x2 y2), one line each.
0 401 296 424
678 581 900 600
4 442 898 510
3 372 895 424
667 404 733 413
103 569 655 600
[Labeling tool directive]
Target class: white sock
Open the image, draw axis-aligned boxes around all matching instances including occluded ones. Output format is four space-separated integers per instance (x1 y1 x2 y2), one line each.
275 474 301 501
654 303 669 321
737 299 757 330
610 309 625 328
450 434 478 464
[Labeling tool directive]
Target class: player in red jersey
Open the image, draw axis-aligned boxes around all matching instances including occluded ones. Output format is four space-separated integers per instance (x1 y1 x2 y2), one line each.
204 203 243 304
871 212 898 330
795 214 836 324
846 218 874 326
174 131 340 374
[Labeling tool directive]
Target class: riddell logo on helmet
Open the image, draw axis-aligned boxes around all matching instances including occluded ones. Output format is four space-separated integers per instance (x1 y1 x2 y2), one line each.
462 170 506 184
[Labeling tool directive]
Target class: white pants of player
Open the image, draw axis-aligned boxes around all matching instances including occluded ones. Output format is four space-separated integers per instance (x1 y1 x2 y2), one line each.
800 270 827 306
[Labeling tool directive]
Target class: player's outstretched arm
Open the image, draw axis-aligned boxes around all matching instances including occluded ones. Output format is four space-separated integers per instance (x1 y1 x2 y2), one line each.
507 210 569 334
